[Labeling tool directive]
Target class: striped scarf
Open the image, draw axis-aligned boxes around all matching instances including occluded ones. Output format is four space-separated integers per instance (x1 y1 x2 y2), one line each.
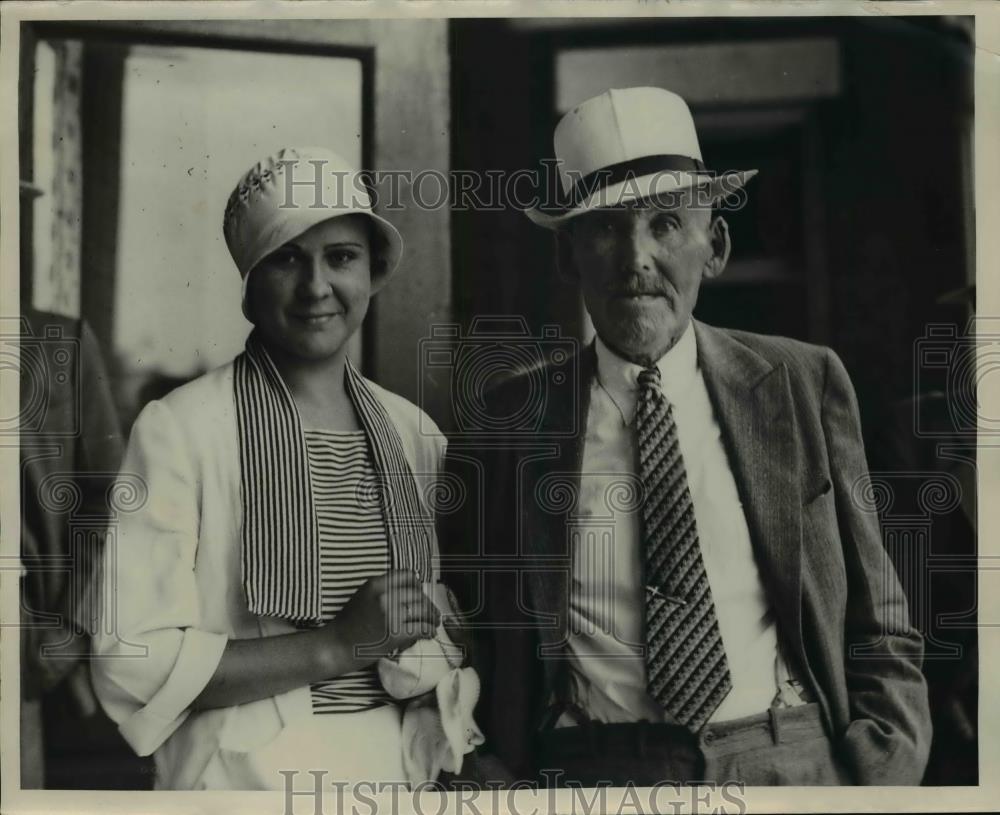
234 333 433 623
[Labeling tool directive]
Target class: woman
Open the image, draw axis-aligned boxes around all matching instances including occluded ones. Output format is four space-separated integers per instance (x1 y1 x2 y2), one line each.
91 147 474 790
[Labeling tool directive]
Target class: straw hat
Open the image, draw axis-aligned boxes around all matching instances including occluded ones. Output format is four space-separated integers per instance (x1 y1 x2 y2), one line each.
526 87 757 229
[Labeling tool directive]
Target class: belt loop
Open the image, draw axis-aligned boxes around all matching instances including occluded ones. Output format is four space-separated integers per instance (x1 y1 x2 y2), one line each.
768 707 781 745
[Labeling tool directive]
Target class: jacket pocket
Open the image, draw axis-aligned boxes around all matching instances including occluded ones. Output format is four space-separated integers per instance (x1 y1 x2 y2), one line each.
803 476 833 508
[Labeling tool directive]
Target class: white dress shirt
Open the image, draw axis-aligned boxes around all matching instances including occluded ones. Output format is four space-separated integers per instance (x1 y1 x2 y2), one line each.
562 321 788 725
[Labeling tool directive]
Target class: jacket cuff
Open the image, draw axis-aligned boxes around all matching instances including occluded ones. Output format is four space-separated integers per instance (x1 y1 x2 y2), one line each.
118 627 228 756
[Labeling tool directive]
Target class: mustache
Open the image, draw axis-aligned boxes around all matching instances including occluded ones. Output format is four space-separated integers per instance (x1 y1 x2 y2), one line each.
606 276 672 297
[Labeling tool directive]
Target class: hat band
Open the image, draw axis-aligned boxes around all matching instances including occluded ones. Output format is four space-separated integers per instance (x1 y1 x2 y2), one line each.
570 154 708 203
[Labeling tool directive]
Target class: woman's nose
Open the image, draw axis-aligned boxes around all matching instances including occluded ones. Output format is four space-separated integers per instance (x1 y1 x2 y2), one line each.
296 256 330 299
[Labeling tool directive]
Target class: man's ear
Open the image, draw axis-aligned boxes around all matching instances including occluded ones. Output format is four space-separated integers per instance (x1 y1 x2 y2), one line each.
555 229 579 281
703 215 731 281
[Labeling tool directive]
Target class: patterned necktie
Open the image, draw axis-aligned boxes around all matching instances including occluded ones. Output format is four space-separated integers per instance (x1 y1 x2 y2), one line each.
636 365 732 731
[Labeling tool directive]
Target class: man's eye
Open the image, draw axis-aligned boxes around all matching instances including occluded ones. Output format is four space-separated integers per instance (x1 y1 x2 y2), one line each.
650 215 679 234
589 218 617 239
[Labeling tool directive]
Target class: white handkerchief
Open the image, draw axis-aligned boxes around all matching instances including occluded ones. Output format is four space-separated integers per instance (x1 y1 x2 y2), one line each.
400 667 484 785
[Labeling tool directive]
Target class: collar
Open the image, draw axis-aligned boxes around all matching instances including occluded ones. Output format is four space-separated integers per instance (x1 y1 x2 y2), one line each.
594 320 698 425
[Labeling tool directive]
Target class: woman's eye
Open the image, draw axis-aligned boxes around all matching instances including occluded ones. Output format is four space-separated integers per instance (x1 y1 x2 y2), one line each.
325 249 357 266
268 249 301 268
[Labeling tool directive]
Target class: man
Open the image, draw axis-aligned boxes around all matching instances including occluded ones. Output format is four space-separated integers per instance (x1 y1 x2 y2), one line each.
18 306 125 787
443 87 931 786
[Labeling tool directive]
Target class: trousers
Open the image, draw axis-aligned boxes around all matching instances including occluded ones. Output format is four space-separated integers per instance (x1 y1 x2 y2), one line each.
535 703 853 786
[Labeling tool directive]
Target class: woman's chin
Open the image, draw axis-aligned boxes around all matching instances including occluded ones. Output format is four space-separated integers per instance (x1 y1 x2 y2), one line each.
267 330 350 364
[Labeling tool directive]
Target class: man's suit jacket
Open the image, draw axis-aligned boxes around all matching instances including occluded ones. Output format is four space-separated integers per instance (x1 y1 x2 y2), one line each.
441 319 932 785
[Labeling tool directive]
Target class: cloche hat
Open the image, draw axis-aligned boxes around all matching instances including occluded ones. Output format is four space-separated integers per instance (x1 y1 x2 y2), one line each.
223 146 403 315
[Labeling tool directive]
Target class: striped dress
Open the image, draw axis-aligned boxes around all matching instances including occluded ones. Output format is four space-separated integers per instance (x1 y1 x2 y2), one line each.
301 428 393 713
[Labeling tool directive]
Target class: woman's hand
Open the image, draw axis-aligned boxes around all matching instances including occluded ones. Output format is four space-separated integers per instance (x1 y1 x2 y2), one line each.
192 571 441 712
321 570 441 673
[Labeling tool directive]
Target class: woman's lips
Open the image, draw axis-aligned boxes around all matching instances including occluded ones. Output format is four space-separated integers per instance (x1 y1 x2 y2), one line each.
291 312 341 326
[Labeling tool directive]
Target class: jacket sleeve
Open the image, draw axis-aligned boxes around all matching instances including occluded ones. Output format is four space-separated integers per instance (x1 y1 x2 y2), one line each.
90 399 228 757
821 348 932 784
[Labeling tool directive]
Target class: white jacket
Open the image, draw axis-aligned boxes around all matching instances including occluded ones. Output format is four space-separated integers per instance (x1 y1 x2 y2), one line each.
90 361 447 789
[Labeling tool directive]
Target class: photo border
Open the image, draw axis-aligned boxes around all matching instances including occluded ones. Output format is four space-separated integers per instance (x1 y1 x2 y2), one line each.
2 2 998 813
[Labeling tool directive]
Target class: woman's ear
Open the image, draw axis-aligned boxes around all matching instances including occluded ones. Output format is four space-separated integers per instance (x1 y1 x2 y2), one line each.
555 229 579 281
369 256 390 293
242 272 257 324
702 215 731 281
366 218 391 293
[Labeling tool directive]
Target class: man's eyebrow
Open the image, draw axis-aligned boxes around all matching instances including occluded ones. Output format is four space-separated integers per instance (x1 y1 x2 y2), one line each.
644 198 685 213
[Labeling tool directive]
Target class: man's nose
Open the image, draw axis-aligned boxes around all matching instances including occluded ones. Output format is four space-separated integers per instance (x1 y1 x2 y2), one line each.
620 222 654 273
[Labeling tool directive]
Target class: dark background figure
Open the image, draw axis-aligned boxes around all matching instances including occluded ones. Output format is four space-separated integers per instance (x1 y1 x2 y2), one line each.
17 304 133 788
877 285 978 785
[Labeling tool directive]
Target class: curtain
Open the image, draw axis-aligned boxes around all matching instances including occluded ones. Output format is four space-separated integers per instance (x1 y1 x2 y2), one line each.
34 39 83 318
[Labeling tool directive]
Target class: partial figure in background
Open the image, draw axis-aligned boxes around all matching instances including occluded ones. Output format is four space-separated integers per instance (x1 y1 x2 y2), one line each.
18 305 124 788
880 283 978 784
91 148 479 790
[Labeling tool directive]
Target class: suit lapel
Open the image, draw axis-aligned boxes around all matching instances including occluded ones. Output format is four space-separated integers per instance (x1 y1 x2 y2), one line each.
521 344 594 687
693 321 807 672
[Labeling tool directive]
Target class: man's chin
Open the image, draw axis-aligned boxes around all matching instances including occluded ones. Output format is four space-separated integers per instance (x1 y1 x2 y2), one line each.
596 315 686 363
606 298 676 327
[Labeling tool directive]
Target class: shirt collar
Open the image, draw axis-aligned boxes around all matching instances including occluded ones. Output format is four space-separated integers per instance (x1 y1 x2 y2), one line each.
594 320 698 425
